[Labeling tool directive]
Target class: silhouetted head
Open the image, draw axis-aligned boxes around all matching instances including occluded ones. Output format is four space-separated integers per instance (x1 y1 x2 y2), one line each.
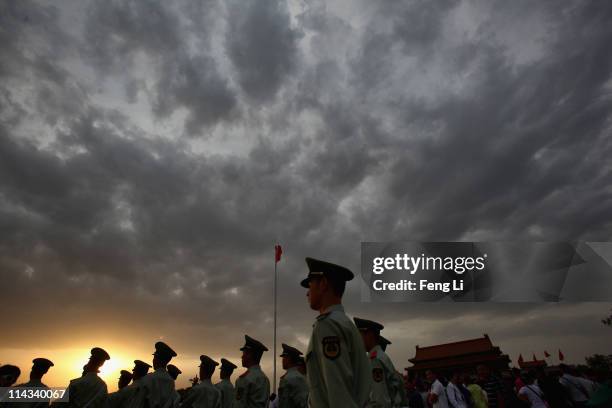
152 342 176 369
31 358 54 380
219 358 237 380
132 360 151 380
301 258 352 311
354 317 384 352
280 344 303 370
426 370 437 383
167 364 182 381
239 335 268 368
198 356 218 380
0 365 21 387
86 347 110 373
118 370 132 389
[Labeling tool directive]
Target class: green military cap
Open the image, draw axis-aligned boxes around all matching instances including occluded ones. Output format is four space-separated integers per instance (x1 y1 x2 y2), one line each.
153 341 177 358
167 364 182 378
32 358 54 370
119 370 132 378
133 360 152 370
300 257 354 288
90 347 111 362
199 355 219 368
240 335 269 353
220 358 237 371
280 343 303 358
353 317 384 334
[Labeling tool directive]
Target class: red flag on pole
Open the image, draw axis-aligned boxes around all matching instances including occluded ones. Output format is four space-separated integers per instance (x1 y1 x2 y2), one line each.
275 244 282 263
518 354 524 364
558 349 564 361
544 351 550 358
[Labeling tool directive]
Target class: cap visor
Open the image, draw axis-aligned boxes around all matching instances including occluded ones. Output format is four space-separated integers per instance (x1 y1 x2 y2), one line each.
300 278 309 288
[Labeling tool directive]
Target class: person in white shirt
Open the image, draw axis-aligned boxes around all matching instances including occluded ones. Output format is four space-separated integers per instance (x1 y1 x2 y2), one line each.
558 364 593 407
426 370 449 408
517 372 547 408
447 372 468 408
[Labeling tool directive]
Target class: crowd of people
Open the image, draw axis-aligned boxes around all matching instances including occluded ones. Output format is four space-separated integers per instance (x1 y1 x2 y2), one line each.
403 363 611 408
1 257 611 408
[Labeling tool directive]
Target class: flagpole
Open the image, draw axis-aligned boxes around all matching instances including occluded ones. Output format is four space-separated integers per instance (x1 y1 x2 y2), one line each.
273 245 278 394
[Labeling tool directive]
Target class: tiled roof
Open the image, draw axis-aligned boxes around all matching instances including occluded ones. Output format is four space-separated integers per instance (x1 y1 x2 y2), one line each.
410 335 496 362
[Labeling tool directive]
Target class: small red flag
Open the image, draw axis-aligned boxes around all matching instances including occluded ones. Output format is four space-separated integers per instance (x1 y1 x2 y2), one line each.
518 354 524 364
275 244 282 263
544 351 550 358
558 349 564 361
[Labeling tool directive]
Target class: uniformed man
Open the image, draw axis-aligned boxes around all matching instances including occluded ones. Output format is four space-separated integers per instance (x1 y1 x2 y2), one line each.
122 360 151 408
377 338 407 408
11 358 53 408
182 355 222 408
133 341 177 408
354 318 403 408
278 344 308 408
167 365 182 407
215 359 237 408
301 257 371 408
108 370 133 408
66 347 110 408
233 335 270 408
119 370 133 389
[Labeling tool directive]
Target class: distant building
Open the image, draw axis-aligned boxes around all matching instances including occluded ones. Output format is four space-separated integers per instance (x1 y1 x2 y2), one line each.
406 334 511 376
518 359 547 370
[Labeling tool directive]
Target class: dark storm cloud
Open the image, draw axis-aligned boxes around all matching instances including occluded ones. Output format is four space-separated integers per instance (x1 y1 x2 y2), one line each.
225 0 300 102
1 0 612 374
82 0 237 132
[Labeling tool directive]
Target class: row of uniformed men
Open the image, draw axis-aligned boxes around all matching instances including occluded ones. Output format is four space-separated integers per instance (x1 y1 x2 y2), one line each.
1 257 408 408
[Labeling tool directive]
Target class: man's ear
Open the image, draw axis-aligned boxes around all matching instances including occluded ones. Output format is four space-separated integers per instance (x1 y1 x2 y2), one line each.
320 275 329 292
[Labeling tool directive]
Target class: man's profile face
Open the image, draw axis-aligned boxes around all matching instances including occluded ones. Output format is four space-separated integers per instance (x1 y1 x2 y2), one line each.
307 278 324 310
281 356 290 370
241 350 254 368
426 370 435 382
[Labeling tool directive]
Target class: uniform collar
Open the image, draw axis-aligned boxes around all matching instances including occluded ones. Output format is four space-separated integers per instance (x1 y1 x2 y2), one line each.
155 367 167 373
249 365 261 371
319 304 344 317
201 378 212 384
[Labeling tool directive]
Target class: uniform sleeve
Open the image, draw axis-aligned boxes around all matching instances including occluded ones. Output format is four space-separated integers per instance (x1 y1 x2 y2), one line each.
290 378 308 408
278 379 290 408
249 376 269 408
314 319 358 408
381 358 402 406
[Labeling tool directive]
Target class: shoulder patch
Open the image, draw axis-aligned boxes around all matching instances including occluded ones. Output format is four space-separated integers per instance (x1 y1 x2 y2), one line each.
372 367 384 382
322 336 341 360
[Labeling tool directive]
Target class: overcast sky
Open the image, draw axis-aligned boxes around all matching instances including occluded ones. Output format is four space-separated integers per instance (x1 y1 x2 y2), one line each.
1 0 612 391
